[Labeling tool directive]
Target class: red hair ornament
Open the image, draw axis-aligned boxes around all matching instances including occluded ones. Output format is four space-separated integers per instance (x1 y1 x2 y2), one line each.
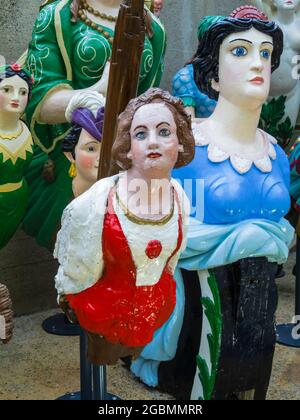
230 5 269 21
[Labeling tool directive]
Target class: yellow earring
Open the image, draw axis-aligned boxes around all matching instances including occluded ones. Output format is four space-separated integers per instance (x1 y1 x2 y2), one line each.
68 162 77 178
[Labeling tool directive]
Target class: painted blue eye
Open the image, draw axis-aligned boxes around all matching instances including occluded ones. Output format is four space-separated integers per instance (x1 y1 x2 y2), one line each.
260 49 271 60
136 131 146 140
159 128 171 137
232 46 247 57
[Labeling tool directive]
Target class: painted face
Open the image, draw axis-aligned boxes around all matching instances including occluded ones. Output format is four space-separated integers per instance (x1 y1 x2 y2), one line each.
153 0 163 15
74 129 101 183
272 0 300 11
127 102 183 174
215 27 273 108
0 75 29 114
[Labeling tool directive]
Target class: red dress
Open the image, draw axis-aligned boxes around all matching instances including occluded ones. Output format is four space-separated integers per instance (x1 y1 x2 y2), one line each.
67 190 183 347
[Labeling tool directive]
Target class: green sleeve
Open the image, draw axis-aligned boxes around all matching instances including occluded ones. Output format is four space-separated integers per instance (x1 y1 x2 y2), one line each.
25 1 72 153
138 14 167 94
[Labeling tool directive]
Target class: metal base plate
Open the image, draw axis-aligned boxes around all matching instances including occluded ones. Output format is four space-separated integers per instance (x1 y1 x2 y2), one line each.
42 313 81 336
276 323 300 348
57 391 121 400
57 392 81 401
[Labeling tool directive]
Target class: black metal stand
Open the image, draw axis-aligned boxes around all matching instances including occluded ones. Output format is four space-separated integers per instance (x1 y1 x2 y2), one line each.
42 313 81 336
275 264 286 279
92 364 120 400
276 235 300 348
57 331 121 400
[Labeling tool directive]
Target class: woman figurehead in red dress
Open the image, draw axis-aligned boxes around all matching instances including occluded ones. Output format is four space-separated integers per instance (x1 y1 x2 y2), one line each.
54 88 195 364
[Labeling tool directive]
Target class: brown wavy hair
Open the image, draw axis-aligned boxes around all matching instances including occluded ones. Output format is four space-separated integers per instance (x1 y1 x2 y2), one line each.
112 88 195 170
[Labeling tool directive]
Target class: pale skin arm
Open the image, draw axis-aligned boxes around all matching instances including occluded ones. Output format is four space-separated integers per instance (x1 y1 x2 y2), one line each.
39 61 110 124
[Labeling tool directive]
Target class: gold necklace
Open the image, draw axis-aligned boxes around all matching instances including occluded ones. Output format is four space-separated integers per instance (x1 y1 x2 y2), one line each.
78 6 114 45
81 0 118 22
0 123 23 140
115 189 175 226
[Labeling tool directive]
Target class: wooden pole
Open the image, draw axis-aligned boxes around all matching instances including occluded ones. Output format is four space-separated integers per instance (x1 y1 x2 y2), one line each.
97 0 145 180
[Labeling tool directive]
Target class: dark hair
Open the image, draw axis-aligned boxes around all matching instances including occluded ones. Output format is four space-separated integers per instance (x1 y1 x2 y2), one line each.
192 17 283 100
112 88 195 170
186 16 225 66
62 125 82 159
0 65 33 99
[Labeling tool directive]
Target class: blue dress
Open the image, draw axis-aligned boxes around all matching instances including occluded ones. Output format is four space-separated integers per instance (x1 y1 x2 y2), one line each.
172 64 216 118
131 132 293 392
173 142 290 224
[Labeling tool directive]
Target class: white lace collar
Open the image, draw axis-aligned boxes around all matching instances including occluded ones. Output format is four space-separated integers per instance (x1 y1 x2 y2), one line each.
192 122 277 174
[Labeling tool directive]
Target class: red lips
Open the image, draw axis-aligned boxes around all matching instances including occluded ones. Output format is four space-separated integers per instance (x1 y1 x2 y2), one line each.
249 76 264 84
147 152 162 159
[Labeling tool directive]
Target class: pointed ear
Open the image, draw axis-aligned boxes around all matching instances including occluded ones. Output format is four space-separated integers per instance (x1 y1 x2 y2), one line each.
211 78 220 92
64 151 75 163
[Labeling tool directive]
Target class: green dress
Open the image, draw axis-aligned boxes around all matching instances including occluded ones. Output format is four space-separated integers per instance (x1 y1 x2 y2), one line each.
24 0 166 249
0 122 34 249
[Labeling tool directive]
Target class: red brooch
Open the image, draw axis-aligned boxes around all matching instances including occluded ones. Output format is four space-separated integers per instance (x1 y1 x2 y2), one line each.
145 240 162 259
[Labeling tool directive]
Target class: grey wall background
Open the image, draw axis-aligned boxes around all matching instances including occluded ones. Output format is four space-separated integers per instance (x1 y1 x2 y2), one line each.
0 0 242 315
0 0 42 63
